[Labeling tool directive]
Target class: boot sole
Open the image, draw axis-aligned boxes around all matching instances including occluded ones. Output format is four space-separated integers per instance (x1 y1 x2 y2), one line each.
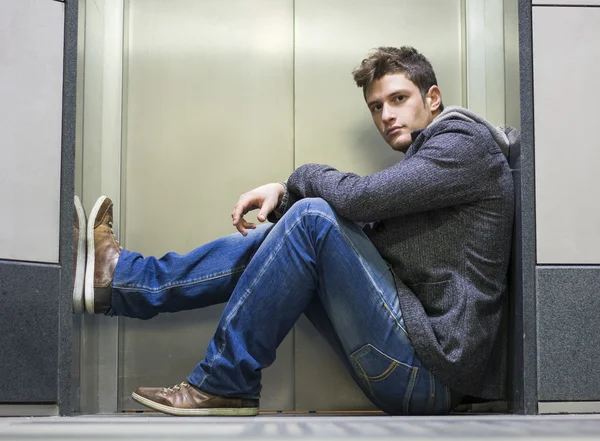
85 195 108 314
73 196 86 314
131 392 259 416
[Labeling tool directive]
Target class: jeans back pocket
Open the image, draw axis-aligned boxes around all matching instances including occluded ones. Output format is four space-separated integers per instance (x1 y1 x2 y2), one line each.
351 343 418 415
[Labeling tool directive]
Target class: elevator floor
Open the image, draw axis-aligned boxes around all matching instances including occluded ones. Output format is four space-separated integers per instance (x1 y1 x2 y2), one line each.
2 414 600 440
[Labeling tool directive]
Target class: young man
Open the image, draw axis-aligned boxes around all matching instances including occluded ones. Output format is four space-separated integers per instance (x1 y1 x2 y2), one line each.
73 46 514 416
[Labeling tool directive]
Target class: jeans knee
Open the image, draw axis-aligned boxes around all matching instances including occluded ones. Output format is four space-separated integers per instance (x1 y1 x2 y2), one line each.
289 198 334 218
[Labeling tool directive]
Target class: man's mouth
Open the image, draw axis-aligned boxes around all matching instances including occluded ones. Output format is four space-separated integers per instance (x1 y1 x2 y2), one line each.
386 126 402 137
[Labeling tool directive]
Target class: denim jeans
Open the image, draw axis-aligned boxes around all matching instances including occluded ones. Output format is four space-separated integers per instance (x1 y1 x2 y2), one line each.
109 198 453 415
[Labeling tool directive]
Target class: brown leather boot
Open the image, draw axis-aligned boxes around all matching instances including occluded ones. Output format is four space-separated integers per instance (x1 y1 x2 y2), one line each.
85 196 122 314
132 381 259 416
73 196 86 314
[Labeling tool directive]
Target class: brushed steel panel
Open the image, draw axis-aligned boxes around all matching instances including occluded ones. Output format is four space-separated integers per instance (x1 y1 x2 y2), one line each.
0 0 64 263
78 0 126 414
539 401 600 414
466 0 506 126
504 0 520 131
0 405 59 417
294 0 464 411
533 0 600 4
533 7 600 263
121 0 294 410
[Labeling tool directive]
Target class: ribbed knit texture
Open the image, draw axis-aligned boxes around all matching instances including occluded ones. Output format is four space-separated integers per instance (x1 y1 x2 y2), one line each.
276 107 514 399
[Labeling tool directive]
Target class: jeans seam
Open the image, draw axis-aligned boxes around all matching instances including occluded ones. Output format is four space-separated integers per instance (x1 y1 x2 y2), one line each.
322 214 409 340
368 361 398 382
382 301 410 339
113 267 246 292
429 371 436 414
403 366 419 414
198 214 310 391
351 355 373 395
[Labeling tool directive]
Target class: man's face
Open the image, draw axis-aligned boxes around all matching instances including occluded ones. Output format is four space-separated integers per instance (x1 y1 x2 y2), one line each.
365 73 441 153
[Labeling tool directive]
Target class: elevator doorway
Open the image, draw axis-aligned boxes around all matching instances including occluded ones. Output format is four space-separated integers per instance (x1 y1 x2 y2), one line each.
74 0 514 413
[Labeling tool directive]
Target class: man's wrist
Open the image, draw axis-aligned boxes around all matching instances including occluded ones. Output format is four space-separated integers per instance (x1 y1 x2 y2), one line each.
277 182 289 213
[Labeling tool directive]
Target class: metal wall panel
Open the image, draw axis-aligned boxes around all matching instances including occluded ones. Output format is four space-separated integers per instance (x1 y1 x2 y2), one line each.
120 0 295 410
77 0 125 414
0 0 64 263
537 267 600 401
513 0 539 415
466 0 506 126
72 0 88 414
533 7 600 263
294 0 464 410
0 262 58 403
533 0 600 4
504 0 521 131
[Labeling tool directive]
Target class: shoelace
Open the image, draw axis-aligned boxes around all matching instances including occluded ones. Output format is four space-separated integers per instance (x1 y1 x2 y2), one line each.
107 220 123 252
163 382 189 394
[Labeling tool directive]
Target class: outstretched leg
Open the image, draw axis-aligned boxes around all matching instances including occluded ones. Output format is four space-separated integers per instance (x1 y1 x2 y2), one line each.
85 196 273 318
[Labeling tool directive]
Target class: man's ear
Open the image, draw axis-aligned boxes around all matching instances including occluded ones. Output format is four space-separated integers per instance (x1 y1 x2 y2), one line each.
426 85 442 112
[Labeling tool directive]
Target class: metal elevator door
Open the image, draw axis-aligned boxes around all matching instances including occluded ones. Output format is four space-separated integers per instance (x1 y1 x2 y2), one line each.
120 0 295 411
77 0 474 412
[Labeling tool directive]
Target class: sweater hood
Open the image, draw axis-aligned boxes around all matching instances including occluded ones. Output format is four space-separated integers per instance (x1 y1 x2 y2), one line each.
428 106 510 157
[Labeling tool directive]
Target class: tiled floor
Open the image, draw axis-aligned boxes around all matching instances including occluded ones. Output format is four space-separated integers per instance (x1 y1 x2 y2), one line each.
1 414 600 440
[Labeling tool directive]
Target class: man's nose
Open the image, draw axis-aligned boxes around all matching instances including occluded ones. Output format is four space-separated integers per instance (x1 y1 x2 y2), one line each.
381 103 395 123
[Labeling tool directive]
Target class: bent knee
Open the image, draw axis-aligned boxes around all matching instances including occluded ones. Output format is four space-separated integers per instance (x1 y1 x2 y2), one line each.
289 197 335 217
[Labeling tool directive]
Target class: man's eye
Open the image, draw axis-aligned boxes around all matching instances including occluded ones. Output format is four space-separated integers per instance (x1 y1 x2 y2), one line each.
372 104 382 112
395 95 405 102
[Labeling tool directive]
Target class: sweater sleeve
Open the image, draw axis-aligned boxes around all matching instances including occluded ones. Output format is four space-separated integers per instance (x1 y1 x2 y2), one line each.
284 122 495 222
266 182 300 223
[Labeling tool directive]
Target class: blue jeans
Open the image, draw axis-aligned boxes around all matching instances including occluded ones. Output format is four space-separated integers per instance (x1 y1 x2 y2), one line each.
109 198 453 415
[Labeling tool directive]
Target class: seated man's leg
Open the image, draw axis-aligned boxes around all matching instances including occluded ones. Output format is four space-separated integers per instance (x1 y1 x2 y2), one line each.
85 196 273 318
133 198 453 416
298 207 455 415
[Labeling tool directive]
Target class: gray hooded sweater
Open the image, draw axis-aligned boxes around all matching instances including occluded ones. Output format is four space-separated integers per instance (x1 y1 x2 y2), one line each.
276 106 514 399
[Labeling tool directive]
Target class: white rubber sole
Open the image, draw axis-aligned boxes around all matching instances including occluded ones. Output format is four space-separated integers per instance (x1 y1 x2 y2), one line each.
73 196 86 314
84 195 108 314
131 392 259 416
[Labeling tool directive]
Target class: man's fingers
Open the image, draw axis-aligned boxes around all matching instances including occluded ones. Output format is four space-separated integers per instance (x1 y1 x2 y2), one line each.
232 187 279 231
232 195 260 223
231 199 249 224
257 207 270 222
231 194 257 234
234 217 256 236
234 215 247 235
257 197 278 222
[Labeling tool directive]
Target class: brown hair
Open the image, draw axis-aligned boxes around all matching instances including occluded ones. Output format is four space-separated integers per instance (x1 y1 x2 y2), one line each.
352 46 443 111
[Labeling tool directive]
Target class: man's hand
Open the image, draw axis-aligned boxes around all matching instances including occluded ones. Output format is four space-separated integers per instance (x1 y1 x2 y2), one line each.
232 183 285 236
